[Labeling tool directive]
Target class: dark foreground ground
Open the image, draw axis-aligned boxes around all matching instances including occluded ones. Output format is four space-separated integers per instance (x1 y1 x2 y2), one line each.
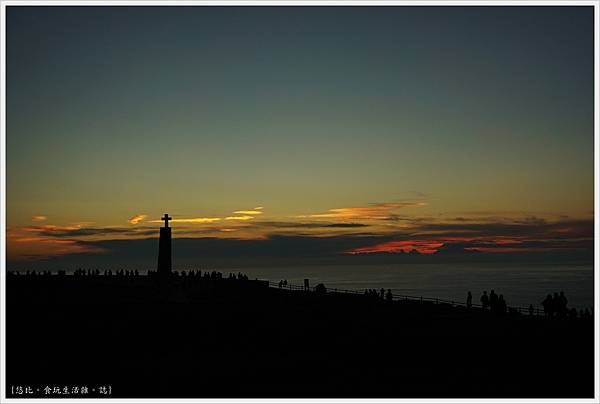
6 275 595 398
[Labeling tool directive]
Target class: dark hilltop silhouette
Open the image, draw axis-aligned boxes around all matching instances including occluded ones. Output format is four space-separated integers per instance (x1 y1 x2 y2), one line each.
6 215 594 398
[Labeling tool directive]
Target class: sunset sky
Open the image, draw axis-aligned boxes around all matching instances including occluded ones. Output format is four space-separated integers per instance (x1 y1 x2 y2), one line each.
5 6 594 265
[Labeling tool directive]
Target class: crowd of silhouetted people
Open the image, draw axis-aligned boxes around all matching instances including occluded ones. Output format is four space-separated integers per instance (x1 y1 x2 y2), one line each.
540 291 592 320
73 268 140 277
542 291 567 319
8 270 54 276
466 289 593 320
7 269 251 281
8 269 142 277
477 289 508 315
146 269 250 282
363 288 394 302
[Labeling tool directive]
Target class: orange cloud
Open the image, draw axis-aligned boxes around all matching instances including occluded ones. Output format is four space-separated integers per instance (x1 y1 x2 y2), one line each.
233 210 263 215
150 217 222 224
349 239 444 255
128 214 147 225
349 235 527 255
22 224 81 233
225 216 254 221
8 236 108 260
299 202 426 220
15 237 78 245
31 215 47 222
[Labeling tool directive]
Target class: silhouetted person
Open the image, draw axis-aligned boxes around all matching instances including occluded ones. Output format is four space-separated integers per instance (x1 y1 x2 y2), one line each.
304 279 310 291
552 292 560 319
480 291 489 311
558 291 568 319
380 288 385 300
278 280 283 288
386 289 393 302
489 289 498 313
542 294 553 318
569 308 578 320
315 283 326 294
498 294 507 316
466 291 472 310
529 304 534 317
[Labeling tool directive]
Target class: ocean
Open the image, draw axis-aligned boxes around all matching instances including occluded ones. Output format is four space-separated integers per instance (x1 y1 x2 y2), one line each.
227 262 595 311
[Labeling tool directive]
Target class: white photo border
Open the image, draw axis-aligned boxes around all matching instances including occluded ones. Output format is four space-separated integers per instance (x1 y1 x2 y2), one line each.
0 1 598 403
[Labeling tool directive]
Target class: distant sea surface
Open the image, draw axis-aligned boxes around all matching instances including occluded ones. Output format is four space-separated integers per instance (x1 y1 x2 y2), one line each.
227 262 594 311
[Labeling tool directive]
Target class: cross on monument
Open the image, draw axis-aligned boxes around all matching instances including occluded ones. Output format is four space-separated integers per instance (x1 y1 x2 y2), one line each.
161 214 172 228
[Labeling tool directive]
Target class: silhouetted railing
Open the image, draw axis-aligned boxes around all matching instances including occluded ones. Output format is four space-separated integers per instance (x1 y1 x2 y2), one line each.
267 281 544 316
